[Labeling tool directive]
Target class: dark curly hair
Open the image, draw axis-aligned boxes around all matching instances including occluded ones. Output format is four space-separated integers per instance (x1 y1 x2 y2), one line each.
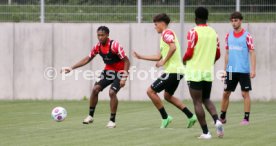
97 26 110 34
153 13 171 25
230 12 243 20
195 7 209 21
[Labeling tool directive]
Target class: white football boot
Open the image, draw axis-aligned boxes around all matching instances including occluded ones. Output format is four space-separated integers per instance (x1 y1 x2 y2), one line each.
106 121 116 128
83 115 93 124
198 132 212 140
215 120 224 138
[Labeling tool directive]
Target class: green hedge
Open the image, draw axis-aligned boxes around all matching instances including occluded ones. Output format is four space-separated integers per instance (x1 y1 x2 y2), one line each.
0 5 275 22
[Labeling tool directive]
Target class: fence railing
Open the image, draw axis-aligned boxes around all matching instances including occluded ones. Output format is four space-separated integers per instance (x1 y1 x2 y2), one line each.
0 0 275 23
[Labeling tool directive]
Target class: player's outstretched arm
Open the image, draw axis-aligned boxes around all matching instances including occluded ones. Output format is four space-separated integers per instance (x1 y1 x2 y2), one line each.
132 51 161 61
61 56 92 74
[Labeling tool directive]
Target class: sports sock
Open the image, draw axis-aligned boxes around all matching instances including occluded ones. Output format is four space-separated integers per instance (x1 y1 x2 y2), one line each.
220 111 226 119
182 107 193 119
110 113 116 122
89 107 95 117
158 107 168 119
212 114 219 124
201 124 209 134
244 112 250 121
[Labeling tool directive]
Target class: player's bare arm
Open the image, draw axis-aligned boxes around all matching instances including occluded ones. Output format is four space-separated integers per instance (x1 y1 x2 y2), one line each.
156 42 176 68
249 50 256 78
120 56 130 87
223 50 229 78
132 51 162 61
61 56 92 74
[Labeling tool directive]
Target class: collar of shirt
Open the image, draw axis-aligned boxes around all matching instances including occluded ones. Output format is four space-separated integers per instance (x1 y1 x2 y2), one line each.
233 28 245 38
197 24 208 27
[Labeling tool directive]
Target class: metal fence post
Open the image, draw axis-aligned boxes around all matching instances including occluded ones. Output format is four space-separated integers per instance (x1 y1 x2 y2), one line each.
40 0 45 23
180 0 185 56
180 0 185 100
137 0 142 23
236 0 240 12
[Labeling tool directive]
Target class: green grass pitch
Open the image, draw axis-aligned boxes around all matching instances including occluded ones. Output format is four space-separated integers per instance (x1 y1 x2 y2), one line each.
0 100 275 146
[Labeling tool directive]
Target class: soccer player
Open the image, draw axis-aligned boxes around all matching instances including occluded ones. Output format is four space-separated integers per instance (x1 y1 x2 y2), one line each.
220 12 256 125
183 7 224 139
61 26 130 128
133 13 197 129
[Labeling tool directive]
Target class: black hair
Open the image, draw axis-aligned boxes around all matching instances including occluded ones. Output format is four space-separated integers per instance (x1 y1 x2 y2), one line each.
97 26 110 34
230 11 243 20
153 13 170 25
195 7 209 21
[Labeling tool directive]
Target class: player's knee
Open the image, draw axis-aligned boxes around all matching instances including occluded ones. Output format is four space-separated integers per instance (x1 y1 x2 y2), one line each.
146 87 154 96
109 90 117 98
242 92 249 99
92 86 101 94
164 93 172 101
193 98 203 106
223 91 231 98
202 98 209 104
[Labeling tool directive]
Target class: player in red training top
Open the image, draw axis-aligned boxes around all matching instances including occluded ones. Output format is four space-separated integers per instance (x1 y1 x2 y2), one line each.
61 26 130 128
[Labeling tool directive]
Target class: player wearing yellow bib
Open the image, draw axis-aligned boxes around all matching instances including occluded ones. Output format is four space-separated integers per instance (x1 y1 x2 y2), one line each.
183 7 224 139
133 13 197 128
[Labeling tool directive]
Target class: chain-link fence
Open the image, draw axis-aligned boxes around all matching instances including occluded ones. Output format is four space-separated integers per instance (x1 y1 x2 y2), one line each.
0 0 275 23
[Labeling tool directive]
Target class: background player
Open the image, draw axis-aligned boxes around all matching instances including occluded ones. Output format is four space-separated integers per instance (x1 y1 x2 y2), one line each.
183 7 224 139
220 12 256 125
133 13 197 129
61 26 130 128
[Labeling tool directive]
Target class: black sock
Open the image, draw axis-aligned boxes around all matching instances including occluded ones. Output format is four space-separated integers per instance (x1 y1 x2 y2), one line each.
201 125 209 134
244 112 250 121
89 107 95 117
110 113 116 122
212 114 219 124
220 111 226 119
182 107 193 119
158 107 168 119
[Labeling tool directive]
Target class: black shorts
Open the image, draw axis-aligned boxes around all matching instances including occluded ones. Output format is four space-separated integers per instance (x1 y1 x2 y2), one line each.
187 81 212 100
224 72 252 92
95 70 122 93
151 73 183 96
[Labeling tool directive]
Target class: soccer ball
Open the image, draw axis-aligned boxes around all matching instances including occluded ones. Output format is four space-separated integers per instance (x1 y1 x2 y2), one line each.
51 107 67 122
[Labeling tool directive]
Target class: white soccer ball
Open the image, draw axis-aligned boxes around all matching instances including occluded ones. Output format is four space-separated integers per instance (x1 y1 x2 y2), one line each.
51 107 67 122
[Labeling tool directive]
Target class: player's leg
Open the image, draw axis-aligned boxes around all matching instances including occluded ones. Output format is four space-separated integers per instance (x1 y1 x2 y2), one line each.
164 92 197 128
188 81 211 139
109 89 118 121
106 74 121 128
106 88 119 128
83 85 102 124
163 74 196 128
240 73 252 125
201 81 224 138
103 71 122 128
83 70 113 124
220 91 231 123
89 85 101 116
148 74 172 128
220 72 238 123
202 82 218 123
241 91 250 125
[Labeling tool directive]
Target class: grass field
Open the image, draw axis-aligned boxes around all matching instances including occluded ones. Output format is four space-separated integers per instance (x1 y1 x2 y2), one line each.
0 100 275 146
